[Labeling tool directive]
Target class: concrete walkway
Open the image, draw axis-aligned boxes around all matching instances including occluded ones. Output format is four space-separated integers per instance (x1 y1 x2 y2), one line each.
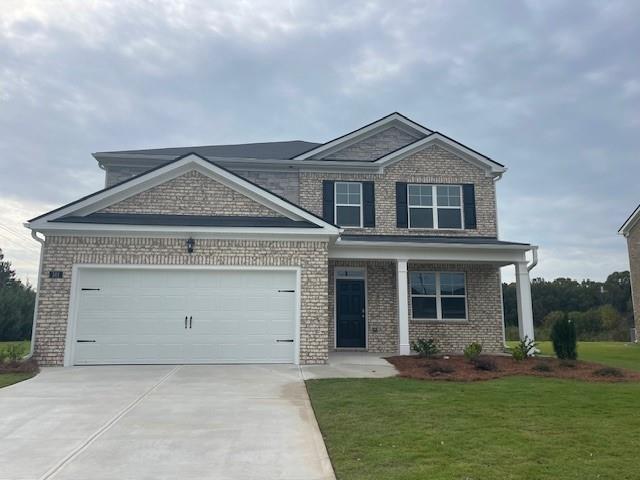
301 352 398 379
0 365 335 480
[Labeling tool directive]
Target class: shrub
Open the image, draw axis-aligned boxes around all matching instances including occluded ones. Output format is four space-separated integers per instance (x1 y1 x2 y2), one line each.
512 336 537 361
559 359 577 368
551 315 577 360
0 349 7 364
532 362 553 372
593 367 624 378
463 342 483 362
5 344 25 362
426 362 455 375
472 357 497 371
411 338 439 358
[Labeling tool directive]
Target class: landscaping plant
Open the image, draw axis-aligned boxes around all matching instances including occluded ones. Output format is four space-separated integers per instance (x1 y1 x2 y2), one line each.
550 314 577 360
511 336 537 361
472 357 497 371
463 342 482 362
411 338 439 358
593 367 624 378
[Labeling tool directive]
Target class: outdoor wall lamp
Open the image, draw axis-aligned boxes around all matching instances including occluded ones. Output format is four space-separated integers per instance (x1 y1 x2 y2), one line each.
186 237 195 254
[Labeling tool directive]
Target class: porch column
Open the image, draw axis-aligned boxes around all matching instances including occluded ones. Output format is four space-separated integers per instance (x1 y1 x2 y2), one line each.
515 261 535 344
397 259 410 355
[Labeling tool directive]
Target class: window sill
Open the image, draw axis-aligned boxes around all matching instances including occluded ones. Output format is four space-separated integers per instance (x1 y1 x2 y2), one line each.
411 318 469 324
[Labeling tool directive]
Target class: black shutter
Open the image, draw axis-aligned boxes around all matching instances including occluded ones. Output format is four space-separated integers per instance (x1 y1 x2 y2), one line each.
362 182 375 227
462 184 477 229
396 182 408 228
322 181 335 224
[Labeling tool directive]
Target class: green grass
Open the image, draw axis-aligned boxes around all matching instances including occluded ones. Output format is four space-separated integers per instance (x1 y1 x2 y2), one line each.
0 341 33 388
508 341 640 371
307 377 640 480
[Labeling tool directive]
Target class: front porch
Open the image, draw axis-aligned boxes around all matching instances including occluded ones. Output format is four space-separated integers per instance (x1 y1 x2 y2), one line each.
327 235 537 356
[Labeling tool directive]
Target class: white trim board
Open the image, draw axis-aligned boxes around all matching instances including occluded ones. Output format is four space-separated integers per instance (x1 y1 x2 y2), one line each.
27 153 341 236
63 264 302 366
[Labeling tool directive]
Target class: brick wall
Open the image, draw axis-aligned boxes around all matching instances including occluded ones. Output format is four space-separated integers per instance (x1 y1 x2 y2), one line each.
626 224 640 340
323 127 420 161
228 169 300 204
35 236 329 366
100 170 282 217
300 144 498 237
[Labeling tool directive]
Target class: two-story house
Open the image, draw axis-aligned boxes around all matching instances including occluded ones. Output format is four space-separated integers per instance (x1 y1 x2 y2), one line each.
26 113 537 366
619 205 640 341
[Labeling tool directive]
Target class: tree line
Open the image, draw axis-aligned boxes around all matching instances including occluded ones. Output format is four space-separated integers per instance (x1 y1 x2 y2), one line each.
503 271 635 341
0 249 36 341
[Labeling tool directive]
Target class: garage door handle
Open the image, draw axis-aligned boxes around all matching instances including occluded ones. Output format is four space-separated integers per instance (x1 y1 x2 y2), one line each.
184 316 188 329
189 316 193 329
77 340 96 343
276 339 294 343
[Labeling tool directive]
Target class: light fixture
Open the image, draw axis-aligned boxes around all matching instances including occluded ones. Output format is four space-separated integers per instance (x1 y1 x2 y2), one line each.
186 237 195 254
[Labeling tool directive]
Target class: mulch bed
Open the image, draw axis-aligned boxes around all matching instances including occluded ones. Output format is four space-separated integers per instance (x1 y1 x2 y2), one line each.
0 358 39 374
386 355 640 383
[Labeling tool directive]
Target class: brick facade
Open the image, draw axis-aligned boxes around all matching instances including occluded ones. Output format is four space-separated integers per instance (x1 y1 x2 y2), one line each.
626 223 640 340
100 170 282 217
322 127 420 161
299 144 498 237
35 236 329 366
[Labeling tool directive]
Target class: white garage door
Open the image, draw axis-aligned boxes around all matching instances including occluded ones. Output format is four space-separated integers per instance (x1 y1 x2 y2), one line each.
71 268 297 365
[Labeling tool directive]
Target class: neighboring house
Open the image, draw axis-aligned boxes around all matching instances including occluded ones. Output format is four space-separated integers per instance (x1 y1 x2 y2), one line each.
619 205 640 341
26 112 537 366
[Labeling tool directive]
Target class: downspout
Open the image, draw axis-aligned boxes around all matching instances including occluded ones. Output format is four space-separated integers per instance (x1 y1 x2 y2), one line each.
527 246 539 272
26 228 45 360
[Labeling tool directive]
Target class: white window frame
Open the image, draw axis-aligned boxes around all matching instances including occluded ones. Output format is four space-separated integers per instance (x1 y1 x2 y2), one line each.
410 271 467 321
407 184 464 230
334 181 363 228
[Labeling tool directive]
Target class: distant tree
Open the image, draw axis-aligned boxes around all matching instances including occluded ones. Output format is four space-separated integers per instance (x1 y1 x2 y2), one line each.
0 248 36 341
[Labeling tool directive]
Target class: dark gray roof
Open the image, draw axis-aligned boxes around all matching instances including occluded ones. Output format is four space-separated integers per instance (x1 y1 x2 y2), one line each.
339 234 529 246
96 141 321 159
54 213 319 228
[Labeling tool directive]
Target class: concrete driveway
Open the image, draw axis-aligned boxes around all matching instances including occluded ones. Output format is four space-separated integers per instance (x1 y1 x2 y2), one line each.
0 365 335 480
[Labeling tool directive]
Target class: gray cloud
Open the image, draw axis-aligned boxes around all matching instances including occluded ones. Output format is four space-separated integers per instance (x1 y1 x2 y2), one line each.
1 0 638 283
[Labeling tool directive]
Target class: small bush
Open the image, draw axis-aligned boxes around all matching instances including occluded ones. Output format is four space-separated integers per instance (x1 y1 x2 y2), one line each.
411 338 439 358
426 362 455 375
551 314 577 360
593 367 624 378
0 349 7 364
512 336 537 361
532 362 553 372
5 344 25 362
472 357 497 371
463 342 483 362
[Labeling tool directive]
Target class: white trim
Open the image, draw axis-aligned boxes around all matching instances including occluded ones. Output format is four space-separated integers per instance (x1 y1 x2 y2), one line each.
334 181 363 228
27 154 341 235
293 113 432 160
409 271 468 322
619 204 640 236
407 184 464 230
375 133 506 175
333 267 368 350
63 264 302 366
397 259 410 355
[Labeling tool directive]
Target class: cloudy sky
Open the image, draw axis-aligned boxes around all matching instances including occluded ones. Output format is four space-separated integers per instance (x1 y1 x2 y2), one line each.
1 0 638 286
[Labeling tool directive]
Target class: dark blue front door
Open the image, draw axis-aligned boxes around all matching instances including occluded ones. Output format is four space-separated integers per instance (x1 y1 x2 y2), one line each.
336 279 366 348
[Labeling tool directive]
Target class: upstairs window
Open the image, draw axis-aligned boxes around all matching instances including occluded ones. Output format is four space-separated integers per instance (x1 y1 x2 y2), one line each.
407 184 463 229
410 271 467 320
335 182 362 227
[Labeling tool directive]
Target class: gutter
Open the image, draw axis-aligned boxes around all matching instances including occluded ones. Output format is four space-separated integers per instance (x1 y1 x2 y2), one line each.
25 228 45 361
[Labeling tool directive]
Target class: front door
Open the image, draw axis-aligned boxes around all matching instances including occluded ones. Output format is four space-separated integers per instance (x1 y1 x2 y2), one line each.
336 279 366 348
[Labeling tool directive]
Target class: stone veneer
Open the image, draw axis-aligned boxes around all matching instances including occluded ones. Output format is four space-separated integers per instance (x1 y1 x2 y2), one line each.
328 260 504 354
101 170 282 217
626 223 640 340
300 144 498 237
35 236 329 366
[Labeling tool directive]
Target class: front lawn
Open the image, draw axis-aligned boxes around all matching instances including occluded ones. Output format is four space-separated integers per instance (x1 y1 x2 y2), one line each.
307 377 640 480
0 341 35 388
508 341 640 371
0 340 30 355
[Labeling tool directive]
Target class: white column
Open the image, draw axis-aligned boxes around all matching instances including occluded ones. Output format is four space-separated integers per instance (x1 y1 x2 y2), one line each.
515 261 535 344
397 259 410 355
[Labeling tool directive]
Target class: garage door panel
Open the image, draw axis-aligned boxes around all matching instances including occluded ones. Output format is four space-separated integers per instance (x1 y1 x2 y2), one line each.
72 268 297 365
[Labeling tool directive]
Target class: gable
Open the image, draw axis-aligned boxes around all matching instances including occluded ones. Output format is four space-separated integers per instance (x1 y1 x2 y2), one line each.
99 170 282 217
322 126 421 161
